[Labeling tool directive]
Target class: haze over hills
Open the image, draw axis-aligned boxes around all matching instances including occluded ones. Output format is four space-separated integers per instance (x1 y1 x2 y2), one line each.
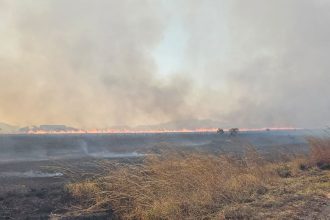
18 125 78 133
0 119 305 134
0 122 19 133
134 119 227 131
0 123 78 133
0 119 230 133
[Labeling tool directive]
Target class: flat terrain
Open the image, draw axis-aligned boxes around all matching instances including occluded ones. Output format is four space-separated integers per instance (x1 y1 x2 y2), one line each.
0 130 328 219
0 130 311 161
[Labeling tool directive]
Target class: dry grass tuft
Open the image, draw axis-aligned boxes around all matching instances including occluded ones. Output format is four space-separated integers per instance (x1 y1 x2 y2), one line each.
66 150 282 219
64 141 330 219
307 137 330 169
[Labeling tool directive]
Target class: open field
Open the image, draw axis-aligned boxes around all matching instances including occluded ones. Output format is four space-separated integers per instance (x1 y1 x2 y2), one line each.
0 130 329 219
0 130 313 162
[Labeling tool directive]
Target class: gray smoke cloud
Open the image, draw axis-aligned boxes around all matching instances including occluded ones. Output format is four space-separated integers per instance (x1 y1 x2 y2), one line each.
0 0 195 128
177 0 330 128
0 0 329 129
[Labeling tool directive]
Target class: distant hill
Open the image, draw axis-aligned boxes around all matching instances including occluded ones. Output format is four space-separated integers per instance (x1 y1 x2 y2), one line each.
0 122 19 133
0 119 228 134
135 119 228 131
19 125 78 133
109 125 132 130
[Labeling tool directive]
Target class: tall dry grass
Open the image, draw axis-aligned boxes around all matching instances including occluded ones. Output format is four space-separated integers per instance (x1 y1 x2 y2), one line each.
64 137 330 219
307 137 330 169
67 149 281 219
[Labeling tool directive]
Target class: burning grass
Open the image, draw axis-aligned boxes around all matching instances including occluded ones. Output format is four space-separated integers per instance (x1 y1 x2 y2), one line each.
64 139 330 219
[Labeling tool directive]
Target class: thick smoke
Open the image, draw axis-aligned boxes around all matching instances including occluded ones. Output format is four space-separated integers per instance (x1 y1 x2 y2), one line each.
178 0 330 128
0 0 330 128
0 0 193 128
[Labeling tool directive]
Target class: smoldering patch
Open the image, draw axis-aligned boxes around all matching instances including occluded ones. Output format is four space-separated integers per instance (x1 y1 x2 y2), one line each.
0 170 64 178
87 151 144 158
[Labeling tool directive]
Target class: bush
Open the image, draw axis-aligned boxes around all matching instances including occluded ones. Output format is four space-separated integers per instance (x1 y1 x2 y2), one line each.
276 165 292 178
307 137 330 170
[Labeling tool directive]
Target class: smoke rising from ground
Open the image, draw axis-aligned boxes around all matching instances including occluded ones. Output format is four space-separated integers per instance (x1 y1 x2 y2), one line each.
0 0 330 128
0 171 63 178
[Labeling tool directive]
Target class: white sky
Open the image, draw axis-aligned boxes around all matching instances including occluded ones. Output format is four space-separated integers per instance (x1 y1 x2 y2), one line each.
152 16 187 77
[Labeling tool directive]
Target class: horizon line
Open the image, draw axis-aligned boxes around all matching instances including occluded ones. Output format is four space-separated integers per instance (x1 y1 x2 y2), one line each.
0 127 305 135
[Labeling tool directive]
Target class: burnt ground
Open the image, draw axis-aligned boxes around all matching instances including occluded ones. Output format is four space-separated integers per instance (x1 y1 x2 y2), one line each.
0 158 134 220
0 159 74 219
0 176 67 219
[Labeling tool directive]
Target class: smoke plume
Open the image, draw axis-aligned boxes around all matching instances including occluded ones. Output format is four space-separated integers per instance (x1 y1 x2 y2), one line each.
0 0 329 128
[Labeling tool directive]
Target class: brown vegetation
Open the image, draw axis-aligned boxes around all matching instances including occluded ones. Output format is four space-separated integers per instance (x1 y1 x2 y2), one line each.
64 138 330 219
307 137 330 170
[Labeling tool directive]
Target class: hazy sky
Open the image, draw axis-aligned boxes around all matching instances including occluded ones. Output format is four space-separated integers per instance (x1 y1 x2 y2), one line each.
0 0 330 129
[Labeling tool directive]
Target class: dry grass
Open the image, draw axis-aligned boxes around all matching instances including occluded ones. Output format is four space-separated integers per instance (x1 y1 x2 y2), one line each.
66 149 281 219
307 137 330 169
65 139 330 219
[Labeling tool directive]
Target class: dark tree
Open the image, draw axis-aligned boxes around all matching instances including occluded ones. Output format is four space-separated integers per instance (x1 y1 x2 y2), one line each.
229 128 239 136
217 128 224 134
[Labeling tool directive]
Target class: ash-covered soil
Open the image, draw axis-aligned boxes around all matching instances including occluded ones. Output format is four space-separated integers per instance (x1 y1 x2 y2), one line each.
0 159 77 219
0 157 140 219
